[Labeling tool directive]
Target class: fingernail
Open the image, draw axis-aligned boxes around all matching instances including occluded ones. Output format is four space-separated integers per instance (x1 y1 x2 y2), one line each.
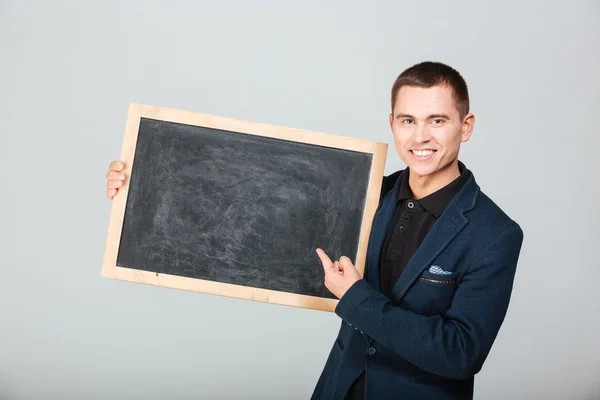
119 174 125 180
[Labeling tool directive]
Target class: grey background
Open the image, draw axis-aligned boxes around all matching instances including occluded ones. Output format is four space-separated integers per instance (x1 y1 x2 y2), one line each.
0 1 598 399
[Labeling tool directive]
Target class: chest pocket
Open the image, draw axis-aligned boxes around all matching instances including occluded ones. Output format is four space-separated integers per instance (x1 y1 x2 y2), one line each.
399 268 458 316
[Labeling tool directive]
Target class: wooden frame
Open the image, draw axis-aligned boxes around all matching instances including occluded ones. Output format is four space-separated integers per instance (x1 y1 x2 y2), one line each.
101 103 387 312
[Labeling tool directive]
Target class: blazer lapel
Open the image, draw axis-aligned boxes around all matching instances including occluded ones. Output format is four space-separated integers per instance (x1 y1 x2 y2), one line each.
364 171 404 291
389 172 480 304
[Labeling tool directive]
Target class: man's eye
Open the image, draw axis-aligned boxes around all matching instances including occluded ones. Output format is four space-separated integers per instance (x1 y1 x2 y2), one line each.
431 119 443 125
402 119 413 124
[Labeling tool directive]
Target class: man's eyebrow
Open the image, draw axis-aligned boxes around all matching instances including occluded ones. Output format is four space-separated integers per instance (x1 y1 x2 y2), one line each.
394 113 451 119
394 113 415 119
428 114 451 119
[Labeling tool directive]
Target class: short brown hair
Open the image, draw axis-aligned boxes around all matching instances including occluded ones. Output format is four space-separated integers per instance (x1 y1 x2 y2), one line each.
391 61 470 118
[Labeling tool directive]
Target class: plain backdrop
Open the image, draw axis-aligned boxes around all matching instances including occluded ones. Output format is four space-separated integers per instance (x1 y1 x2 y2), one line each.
1 1 599 399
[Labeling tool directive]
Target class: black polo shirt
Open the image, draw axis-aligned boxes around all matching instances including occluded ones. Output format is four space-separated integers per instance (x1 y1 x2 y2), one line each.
346 162 470 400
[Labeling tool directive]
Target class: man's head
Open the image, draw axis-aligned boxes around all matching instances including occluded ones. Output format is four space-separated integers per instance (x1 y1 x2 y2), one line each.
389 61 474 180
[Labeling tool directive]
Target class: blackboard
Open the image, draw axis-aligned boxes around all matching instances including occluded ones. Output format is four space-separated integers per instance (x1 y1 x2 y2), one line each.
102 104 387 311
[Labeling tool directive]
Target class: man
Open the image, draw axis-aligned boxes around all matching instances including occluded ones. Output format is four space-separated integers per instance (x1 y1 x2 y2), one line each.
310 62 524 399
105 61 523 399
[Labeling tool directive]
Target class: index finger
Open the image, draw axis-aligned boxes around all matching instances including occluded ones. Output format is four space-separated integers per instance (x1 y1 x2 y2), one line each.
316 248 334 271
109 161 124 171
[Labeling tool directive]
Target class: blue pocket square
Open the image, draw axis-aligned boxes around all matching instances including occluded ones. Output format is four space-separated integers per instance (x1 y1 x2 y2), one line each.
428 265 453 275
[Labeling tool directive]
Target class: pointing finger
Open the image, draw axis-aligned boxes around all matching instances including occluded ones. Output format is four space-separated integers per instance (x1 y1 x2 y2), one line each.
316 248 334 271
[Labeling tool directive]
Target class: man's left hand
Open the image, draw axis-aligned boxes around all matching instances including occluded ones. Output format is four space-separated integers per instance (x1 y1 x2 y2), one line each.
316 248 362 299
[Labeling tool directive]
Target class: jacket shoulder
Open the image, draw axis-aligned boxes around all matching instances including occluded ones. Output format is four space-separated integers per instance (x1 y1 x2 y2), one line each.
469 189 523 237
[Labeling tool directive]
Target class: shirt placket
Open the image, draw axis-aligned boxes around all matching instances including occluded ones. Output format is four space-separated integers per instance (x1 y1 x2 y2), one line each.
384 200 418 261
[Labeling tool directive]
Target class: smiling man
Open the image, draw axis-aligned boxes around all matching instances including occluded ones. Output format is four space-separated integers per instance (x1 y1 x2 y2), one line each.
311 61 524 400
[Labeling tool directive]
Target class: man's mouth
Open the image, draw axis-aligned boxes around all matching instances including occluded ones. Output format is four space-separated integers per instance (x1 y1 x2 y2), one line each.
410 149 437 160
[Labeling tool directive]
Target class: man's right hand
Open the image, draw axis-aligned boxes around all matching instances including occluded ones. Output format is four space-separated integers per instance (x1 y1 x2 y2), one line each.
106 161 126 200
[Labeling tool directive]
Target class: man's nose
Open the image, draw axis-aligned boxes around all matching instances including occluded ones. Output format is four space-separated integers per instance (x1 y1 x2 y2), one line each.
414 123 432 142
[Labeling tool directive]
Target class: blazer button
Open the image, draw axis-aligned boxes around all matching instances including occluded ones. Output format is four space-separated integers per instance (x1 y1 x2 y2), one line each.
367 346 377 356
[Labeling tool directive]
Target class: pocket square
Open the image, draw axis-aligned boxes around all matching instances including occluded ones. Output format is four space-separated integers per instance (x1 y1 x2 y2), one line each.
428 265 453 275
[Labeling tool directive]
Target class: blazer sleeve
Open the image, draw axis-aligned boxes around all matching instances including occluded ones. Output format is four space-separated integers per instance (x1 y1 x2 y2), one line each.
334 221 524 380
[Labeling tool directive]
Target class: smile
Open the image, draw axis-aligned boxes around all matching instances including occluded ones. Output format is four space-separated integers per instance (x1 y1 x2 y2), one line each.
410 149 437 159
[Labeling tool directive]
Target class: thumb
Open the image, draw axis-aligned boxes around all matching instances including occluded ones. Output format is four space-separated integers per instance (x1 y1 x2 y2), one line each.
339 256 354 270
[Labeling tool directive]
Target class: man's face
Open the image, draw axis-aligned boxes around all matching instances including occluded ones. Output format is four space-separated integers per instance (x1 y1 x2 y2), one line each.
389 85 473 179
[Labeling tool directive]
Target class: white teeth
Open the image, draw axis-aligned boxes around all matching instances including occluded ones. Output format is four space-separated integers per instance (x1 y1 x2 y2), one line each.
413 150 435 157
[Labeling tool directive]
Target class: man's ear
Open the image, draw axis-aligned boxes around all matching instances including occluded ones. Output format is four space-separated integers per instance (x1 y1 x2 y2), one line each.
389 113 393 130
461 113 475 142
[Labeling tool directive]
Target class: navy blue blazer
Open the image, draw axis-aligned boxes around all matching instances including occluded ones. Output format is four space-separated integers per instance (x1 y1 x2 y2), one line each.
311 164 524 400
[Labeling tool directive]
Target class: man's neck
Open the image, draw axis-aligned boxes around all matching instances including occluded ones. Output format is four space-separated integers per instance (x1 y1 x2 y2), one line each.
408 159 461 200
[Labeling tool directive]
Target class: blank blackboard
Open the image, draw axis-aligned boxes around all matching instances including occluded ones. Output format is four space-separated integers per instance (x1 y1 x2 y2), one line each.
102 104 387 311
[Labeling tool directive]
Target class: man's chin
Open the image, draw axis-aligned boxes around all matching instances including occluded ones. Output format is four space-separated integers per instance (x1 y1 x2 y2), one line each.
408 157 448 177
408 165 437 178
